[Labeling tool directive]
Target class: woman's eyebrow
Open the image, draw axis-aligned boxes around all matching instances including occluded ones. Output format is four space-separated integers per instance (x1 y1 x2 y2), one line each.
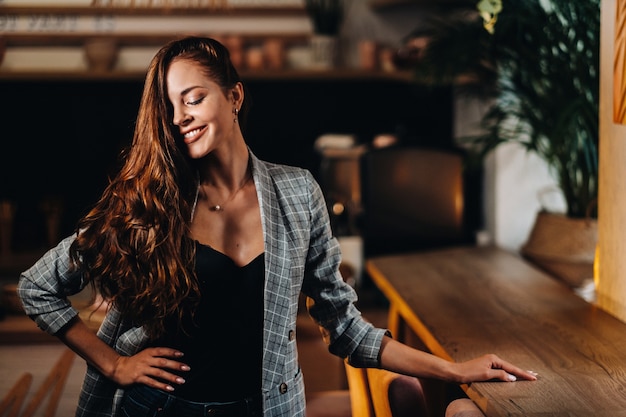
180 85 205 96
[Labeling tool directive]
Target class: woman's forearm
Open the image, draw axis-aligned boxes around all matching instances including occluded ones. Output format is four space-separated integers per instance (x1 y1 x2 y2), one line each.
379 336 458 381
56 316 121 380
379 335 537 384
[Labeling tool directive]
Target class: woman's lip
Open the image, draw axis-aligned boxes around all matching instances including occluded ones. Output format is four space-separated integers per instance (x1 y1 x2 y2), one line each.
183 126 207 144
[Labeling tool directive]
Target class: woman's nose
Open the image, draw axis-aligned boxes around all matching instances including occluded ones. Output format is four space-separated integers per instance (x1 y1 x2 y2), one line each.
173 109 191 126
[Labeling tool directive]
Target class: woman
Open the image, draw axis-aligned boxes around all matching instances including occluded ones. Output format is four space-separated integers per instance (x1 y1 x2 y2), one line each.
18 37 536 417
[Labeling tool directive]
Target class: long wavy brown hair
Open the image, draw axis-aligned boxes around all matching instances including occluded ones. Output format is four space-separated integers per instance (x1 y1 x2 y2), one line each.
69 37 246 339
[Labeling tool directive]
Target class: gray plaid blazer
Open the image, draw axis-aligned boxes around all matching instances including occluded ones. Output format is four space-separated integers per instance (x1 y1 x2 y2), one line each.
18 152 387 417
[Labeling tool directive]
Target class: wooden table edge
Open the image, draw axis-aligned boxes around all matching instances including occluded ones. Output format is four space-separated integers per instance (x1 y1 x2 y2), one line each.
365 256 493 415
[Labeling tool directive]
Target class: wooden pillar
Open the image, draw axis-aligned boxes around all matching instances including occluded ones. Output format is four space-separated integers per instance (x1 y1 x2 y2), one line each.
596 0 626 322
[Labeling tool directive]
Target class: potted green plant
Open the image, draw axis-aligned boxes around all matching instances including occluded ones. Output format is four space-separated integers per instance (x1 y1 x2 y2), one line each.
305 0 344 69
306 0 343 36
409 0 600 287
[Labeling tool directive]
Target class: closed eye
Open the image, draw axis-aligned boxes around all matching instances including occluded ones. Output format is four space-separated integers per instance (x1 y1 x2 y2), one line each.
185 96 205 106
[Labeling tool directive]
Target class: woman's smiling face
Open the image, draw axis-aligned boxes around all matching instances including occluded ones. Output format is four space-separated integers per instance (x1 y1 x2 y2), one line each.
167 58 240 159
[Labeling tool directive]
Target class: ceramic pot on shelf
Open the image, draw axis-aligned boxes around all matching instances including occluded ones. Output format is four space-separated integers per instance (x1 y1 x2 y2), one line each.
84 38 119 72
264 38 286 70
309 34 338 70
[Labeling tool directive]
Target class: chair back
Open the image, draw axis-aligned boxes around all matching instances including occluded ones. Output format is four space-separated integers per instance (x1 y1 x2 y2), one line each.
344 362 374 417
361 146 467 257
366 368 429 417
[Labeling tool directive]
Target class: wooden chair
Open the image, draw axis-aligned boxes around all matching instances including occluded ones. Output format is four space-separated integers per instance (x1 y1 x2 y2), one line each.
307 361 432 417
344 362 374 417
360 146 468 258
304 267 426 417
305 361 371 417
366 368 429 417
0 348 76 417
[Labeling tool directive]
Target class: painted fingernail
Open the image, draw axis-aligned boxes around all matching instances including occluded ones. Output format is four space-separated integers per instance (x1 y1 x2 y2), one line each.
176 377 186 384
507 373 517 382
175 351 184 357
166 385 175 391
181 365 191 371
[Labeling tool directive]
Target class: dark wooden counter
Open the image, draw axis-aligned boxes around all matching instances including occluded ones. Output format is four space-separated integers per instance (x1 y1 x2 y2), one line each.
366 246 626 417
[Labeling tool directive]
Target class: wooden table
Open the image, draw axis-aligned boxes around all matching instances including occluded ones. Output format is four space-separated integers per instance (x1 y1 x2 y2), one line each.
366 246 626 417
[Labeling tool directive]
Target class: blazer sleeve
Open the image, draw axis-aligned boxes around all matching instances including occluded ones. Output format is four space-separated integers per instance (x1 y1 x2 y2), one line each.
17 234 86 335
300 171 388 368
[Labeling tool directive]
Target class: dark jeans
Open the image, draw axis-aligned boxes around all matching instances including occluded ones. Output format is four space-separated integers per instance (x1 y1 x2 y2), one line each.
120 385 262 417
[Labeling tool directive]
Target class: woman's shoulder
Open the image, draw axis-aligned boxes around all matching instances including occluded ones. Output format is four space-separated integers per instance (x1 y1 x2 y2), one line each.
256 158 314 183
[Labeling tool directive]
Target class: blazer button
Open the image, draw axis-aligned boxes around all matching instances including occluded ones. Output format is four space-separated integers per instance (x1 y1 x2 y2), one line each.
288 330 295 341
279 383 288 394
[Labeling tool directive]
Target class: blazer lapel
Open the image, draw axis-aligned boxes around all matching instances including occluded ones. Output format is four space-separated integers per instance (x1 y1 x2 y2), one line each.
251 154 293 391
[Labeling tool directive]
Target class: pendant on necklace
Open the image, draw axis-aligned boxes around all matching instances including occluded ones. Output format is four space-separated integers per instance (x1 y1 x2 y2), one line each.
204 165 252 213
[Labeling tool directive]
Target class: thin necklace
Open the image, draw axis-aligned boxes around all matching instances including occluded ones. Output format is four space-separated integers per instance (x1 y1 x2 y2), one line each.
192 168 252 214
208 171 251 212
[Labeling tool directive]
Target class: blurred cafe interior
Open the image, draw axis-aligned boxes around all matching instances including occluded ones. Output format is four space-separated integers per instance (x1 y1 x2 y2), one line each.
0 0 478 294
1 0 626 416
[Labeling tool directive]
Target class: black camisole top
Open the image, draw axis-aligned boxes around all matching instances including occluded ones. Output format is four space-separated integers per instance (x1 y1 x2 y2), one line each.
148 241 265 402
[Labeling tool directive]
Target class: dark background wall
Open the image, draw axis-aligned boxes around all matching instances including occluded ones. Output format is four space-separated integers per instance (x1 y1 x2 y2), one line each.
0 77 454 251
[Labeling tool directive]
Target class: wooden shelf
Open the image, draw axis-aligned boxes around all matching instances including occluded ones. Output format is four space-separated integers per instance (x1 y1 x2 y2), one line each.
1 33 309 47
0 68 414 82
0 6 312 45
0 5 306 16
